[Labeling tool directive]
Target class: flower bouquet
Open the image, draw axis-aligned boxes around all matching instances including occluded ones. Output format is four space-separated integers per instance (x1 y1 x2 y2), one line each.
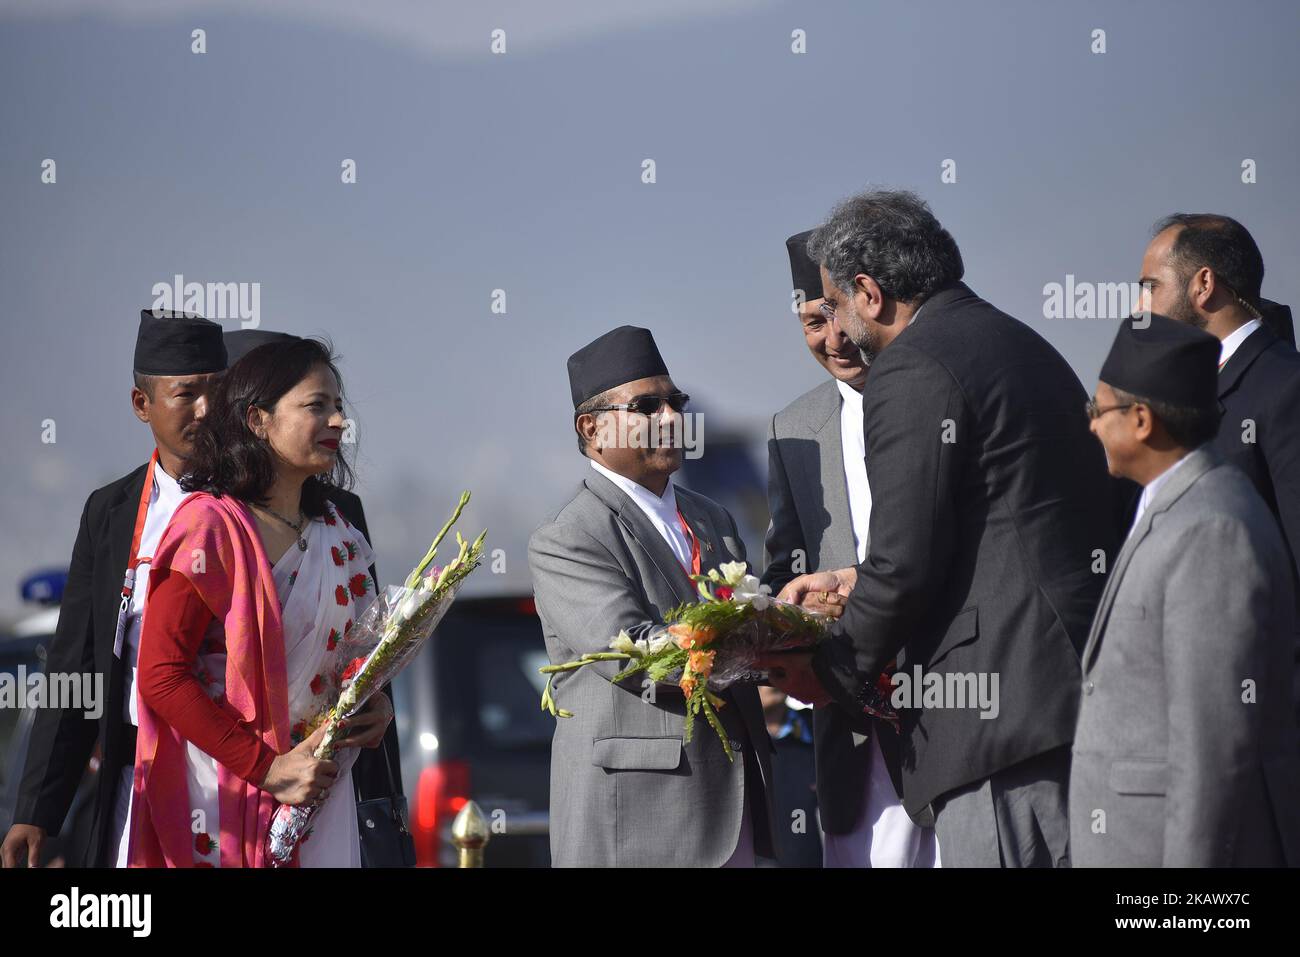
267 491 487 867
539 561 897 761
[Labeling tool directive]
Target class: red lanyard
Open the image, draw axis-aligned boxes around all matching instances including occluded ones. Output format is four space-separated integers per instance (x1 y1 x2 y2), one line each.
676 508 701 577
113 449 159 658
126 448 160 574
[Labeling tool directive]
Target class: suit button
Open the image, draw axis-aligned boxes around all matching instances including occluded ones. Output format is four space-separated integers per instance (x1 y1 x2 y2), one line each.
1084 681 1094 695
729 739 742 751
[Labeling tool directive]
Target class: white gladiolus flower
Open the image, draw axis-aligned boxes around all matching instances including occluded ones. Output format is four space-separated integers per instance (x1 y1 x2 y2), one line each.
717 561 749 587
647 631 675 654
734 575 772 611
397 591 424 621
609 630 638 656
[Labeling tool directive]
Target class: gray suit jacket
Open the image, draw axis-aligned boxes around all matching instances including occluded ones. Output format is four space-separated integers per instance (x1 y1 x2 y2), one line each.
1070 447 1300 867
529 469 775 867
762 379 900 834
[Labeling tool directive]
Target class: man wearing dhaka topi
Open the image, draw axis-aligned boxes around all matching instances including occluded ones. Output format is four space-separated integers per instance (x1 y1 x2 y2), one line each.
528 325 774 867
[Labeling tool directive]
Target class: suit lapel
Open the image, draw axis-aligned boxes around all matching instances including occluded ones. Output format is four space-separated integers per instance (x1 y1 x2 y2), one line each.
585 471 772 760
1218 325 1275 399
676 487 771 757
584 471 697 607
673 488 718 574
816 385 860 565
106 494 139 595
1082 447 1219 672
797 383 858 566
97 462 151 865
104 468 150 653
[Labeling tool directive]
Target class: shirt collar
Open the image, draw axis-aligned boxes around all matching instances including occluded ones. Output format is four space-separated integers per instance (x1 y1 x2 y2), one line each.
590 459 679 518
153 459 184 497
835 378 863 410
1131 446 1198 532
1219 318 1263 370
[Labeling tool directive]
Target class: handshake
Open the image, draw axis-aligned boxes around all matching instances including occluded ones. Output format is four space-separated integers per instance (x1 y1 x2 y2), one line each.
758 566 860 708
777 566 859 619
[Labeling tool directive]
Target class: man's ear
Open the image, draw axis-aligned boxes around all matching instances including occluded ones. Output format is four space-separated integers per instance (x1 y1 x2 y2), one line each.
576 413 597 452
854 273 885 320
1192 266 1217 309
1132 403 1155 443
131 387 150 424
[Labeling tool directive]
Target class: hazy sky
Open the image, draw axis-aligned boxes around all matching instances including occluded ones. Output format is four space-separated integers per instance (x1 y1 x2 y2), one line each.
3 0 1298 620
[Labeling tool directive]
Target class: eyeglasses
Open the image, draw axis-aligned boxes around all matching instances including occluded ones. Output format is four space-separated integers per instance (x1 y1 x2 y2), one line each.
581 391 691 417
1085 398 1134 420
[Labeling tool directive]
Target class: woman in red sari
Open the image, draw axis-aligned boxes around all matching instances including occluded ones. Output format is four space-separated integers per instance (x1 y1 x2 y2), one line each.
128 338 392 867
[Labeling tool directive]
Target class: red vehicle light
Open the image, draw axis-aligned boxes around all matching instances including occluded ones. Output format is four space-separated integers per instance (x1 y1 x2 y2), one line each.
412 760 471 867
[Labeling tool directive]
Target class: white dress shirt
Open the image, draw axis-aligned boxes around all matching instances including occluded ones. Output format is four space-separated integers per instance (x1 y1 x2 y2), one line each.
1218 318 1262 370
590 460 692 568
122 460 187 725
835 379 873 563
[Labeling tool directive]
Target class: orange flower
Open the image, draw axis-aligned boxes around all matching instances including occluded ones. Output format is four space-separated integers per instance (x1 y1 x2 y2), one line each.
679 674 697 698
688 649 716 680
670 623 716 650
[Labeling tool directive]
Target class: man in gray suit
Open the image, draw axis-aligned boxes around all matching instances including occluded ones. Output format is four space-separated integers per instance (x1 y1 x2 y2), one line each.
762 230 937 867
1072 313 1300 866
529 325 774 867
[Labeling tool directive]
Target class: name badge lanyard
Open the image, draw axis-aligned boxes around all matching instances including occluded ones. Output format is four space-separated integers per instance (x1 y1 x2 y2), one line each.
112 449 159 659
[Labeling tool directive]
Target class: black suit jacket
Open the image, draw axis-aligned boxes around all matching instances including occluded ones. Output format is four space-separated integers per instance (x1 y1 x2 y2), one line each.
12 465 401 866
1212 324 1300 642
811 282 1119 819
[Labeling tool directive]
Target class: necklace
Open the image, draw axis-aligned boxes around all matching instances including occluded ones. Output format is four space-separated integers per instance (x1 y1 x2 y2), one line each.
260 504 309 551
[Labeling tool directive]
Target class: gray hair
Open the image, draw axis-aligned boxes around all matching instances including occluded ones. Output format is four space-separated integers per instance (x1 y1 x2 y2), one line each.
807 190 964 304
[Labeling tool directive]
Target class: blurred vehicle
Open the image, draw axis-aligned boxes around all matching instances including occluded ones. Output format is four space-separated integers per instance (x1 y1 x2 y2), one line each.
0 570 100 867
392 594 552 867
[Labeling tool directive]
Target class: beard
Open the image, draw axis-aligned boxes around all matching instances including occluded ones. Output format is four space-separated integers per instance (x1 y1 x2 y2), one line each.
840 299 881 366
1165 287 1207 330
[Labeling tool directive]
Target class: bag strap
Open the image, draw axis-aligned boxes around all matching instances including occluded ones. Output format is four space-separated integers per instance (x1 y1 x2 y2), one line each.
352 705 403 803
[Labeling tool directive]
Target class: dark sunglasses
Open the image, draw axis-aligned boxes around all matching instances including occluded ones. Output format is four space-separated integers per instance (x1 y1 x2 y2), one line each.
581 391 691 417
